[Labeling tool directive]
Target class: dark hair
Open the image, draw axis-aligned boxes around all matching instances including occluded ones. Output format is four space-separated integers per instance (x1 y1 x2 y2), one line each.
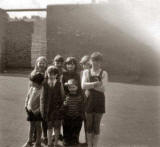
65 57 77 71
90 52 103 62
53 54 64 63
47 66 59 76
30 73 44 85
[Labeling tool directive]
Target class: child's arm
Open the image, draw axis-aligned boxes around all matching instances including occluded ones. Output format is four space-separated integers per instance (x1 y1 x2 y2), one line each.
40 85 47 119
24 87 32 109
81 70 101 90
94 71 108 93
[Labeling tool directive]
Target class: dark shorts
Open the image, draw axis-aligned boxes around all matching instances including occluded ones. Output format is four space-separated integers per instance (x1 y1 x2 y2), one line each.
85 90 105 113
26 108 42 121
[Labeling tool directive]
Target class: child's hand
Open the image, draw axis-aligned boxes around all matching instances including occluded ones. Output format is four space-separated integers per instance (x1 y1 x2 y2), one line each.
64 97 69 105
63 101 67 106
94 81 102 88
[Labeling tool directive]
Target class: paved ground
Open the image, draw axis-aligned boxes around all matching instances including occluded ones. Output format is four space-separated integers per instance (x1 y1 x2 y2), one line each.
0 75 160 147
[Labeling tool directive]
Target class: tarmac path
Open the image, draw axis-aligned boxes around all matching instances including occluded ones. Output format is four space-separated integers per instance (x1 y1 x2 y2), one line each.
0 75 159 147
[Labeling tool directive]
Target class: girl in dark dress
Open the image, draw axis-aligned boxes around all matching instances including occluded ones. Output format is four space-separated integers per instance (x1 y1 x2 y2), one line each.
40 66 64 147
62 57 82 146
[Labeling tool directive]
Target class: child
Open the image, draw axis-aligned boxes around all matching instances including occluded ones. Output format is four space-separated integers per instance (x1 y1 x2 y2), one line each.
79 55 91 144
52 54 65 141
81 52 108 147
30 56 47 78
23 73 44 147
80 55 91 71
63 79 83 146
53 54 65 75
40 66 63 147
62 57 81 95
30 56 48 145
62 57 82 145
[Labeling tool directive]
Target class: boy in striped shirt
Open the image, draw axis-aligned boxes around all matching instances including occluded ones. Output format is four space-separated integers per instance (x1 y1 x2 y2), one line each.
63 79 83 146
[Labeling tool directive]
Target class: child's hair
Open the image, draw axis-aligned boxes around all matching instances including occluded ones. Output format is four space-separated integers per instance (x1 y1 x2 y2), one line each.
45 66 59 78
65 57 77 71
80 55 90 65
53 54 64 63
30 72 44 85
34 56 48 72
90 52 103 62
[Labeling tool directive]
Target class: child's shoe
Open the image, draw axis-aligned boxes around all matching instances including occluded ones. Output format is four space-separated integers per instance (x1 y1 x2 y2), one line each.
63 140 71 146
58 134 63 141
22 142 32 147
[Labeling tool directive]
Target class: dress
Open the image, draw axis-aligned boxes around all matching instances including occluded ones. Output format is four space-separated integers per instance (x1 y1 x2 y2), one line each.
40 80 63 123
85 70 105 113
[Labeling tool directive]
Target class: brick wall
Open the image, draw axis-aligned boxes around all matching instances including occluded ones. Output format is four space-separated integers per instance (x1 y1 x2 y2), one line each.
31 18 47 67
47 4 159 81
0 9 8 71
5 20 33 68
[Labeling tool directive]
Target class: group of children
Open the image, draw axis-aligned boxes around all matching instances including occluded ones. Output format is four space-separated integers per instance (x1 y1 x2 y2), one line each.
23 52 108 147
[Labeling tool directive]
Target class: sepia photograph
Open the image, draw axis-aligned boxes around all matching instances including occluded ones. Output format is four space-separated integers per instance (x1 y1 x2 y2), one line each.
0 0 160 147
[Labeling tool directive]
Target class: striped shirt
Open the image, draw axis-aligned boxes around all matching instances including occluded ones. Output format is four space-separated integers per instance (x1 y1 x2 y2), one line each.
65 94 83 117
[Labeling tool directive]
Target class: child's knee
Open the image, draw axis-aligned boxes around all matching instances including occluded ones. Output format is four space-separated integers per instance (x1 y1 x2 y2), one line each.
94 125 100 134
54 120 61 129
48 121 53 129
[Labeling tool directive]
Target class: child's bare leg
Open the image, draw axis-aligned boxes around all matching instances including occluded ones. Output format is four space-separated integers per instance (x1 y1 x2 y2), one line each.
42 120 47 139
53 120 60 146
54 128 60 146
92 113 103 147
85 113 94 147
47 128 53 146
35 121 42 146
28 121 36 144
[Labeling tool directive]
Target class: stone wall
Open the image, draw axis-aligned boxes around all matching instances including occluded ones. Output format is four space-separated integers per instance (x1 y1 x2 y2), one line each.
47 4 160 81
5 20 33 68
31 18 47 67
0 9 8 71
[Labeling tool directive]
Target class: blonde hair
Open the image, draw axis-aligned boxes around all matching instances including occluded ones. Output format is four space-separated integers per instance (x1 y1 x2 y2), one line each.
30 56 47 78
34 56 47 72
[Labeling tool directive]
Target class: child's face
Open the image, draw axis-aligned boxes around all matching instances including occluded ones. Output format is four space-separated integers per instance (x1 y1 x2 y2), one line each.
37 60 47 72
68 84 78 92
82 62 90 70
54 61 63 69
90 60 101 69
48 73 57 80
66 63 76 71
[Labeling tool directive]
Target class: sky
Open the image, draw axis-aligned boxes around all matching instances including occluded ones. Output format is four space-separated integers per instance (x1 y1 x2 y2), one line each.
0 0 94 18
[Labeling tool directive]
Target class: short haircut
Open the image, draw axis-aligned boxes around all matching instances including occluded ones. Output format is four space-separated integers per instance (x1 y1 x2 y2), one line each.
90 52 103 62
53 54 64 62
47 66 59 76
80 55 90 64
